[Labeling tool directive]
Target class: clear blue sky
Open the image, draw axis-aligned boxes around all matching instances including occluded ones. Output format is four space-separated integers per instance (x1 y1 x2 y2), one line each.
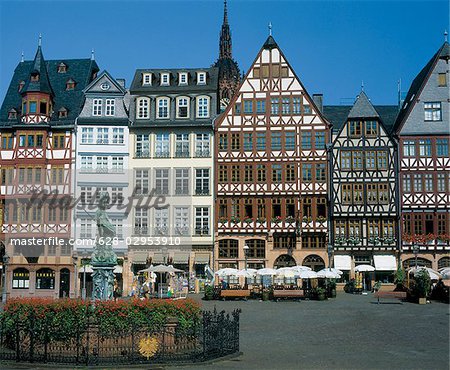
0 0 449 105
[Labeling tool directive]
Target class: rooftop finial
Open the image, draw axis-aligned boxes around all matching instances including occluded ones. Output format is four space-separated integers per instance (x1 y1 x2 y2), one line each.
21 51 24 63
223 0 228 24
361 80 364 92
38 33 42 47
91 49 95 61
445 30 448 42
268 22 272 36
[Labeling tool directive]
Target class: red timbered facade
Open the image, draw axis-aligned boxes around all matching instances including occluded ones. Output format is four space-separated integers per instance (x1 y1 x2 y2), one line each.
215 35 331 271
0 43 99 298
394 41 450 270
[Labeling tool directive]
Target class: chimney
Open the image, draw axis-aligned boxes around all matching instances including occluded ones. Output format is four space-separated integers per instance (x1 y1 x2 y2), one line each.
313 94 323 113
117 79 126 88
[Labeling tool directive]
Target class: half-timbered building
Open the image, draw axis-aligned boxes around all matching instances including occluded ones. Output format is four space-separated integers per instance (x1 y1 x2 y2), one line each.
326 92 399 283
215 35 331 272
0 41 99 298
393 41 450 271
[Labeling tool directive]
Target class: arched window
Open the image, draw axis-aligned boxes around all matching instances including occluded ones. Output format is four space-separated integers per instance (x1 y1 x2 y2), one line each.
36 268 55 289
196 96 210 118
274 254 296 268
402 258 432 269
246 239 265 258
176 96 190 118
302 255 325 271
12 268 29 289
438 257 450 269
218 239 238 258
136 97 150 119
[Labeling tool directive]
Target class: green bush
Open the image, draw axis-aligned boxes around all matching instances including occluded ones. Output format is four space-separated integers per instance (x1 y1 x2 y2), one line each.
413 269 431 298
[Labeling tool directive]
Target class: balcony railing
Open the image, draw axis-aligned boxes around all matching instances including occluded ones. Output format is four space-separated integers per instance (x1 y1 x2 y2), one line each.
195 149 210 158
134 226 148 235
175 150 190 158
155 151 170 158
135 151 150 158
195 188 210 196
195 227 210 236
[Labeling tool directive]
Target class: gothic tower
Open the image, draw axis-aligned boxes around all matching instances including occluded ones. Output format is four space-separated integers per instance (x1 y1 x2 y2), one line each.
214 0 240 111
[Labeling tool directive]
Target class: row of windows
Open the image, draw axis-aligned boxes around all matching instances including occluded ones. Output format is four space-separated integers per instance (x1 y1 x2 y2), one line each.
141 71 207 86
3 204 69 223
134 207 210 236
135 133 210 158
80 156 125 173
0 166 67 185
218 239 266 259
218 163 326 183
92 99 116 116
0 133 66 149
79 186 124 205
341 183 390 205
218 197 327 221
79 218 124 239
12 268 71 290
235 96 312 116
347 120 379 138
335 219 395 239
403 213 448 236
218 131 326 151
402 138 448 157
20 98 52 117
340 150 388 170
134 168 210 196
135 96 210 120
80 127 124 144
402 172 450 193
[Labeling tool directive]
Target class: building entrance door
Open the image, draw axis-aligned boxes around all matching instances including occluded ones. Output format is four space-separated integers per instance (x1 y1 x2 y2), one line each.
59 268 70 298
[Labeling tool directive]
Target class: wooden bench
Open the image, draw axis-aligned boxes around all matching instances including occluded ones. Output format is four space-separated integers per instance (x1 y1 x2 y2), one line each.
374 291 407 304
273 289 305 301
220 289 251 300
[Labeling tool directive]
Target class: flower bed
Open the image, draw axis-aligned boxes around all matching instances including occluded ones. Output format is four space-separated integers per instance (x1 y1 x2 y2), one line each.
1 298 201 341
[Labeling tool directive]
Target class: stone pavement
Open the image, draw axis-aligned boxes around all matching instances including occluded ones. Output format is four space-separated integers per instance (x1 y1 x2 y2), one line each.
171 293 449 370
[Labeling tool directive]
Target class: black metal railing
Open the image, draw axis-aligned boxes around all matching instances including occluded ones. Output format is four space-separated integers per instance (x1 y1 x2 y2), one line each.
0 308 240 366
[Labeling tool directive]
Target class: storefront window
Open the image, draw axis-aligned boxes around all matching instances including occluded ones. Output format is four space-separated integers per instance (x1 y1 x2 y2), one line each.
36 268 55 289
12 268 29 289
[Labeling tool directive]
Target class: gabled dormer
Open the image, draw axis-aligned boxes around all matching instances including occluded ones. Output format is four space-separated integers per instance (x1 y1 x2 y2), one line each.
20 42 54 124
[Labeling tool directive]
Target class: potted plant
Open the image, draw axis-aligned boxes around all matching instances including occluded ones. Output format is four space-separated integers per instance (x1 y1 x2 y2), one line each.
218 217 227 224
285 216 295 223
230 216 241 224
271 216 282 224
203 285 214 300
244 217 253 224
302 216 312 223
393 266 406 291
413 269 431 304
328 280 337 298
262 288 272 301
316 216 327 224
256 217 266 224
313 287 327 301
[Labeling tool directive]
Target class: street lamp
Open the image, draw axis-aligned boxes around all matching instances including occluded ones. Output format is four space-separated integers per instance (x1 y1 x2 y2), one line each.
327 243 334 270
2 253 10 303
243 244 249 271
412 244 419 268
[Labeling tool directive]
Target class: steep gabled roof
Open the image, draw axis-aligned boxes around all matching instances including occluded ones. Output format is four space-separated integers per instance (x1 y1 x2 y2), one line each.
21 46 54 96
348 91 379 119
393 41 449 135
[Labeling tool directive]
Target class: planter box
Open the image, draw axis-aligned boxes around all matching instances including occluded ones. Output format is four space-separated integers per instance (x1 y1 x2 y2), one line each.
418 297 427 305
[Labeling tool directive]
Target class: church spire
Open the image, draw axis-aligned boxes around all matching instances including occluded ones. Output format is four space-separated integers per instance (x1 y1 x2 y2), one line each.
219 0 232 59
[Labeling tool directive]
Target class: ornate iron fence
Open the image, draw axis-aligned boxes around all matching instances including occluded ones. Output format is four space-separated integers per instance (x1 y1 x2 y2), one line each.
0 308 240 365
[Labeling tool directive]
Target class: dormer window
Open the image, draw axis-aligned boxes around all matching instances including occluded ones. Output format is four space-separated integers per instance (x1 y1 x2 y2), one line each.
143 73 152 85
66 78 76 90
197 72 206 85
58 63 67 73
179 72 188 85
161 73 170 86
58 107 68 118
8 109 17 120
18 81 25 92
30 71 40 82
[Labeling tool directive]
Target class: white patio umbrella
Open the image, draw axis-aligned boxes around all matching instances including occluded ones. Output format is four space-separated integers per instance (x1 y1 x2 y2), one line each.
291 265 312 273
256 268 278 276
215 268 239 277
139 264 183 298
236 269 256 278
438 267 450 278
317 269 341 279
354 264 375 272
297 270 318 279
276 268 296 278
321 267 343 275
409 266 442 281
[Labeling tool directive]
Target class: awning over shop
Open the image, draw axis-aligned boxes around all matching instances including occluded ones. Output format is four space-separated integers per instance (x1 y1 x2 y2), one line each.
374 255 397 271
334 255 351 271
79 265 94 273
132 251 148 265
113 265 123 274
152 253 166 264
194 253 210 264
173 252 190 264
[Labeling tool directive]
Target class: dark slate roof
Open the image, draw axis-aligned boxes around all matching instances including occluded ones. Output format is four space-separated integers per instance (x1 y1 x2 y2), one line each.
263 35 278 50
393 41 449 134
21 46 53 96
130 68 218 94
347 91 379 118
0 54 99 128
324 104 398 134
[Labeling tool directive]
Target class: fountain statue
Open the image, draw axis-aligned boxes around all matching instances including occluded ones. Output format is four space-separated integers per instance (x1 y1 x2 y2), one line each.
91 192 117 300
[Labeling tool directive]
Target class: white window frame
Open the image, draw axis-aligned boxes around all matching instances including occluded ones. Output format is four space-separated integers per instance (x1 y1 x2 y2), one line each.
195 168 210 195
136 97 150 119
161 73 170 86
134 208 148 235
195 133 210 157
96 156 108 173
111 218 123 239
197 72 206 85
176 96 190 119
154 208 169 236
111 156 124 172
81 156 93 171
96 127 109 144
93 99 102 116
174 207 189 235
175 168 190 195
155 168 170 195
155 133 170 157
112 128 124 144
157 97 170 119
142 73 152 86
81 127 94 144
135 169 149 195
195 207 210 235
179 72 188 85
135 134 150 158
105 99 115 116
424 102 442 121
175 133 190 157
197 96 209 118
